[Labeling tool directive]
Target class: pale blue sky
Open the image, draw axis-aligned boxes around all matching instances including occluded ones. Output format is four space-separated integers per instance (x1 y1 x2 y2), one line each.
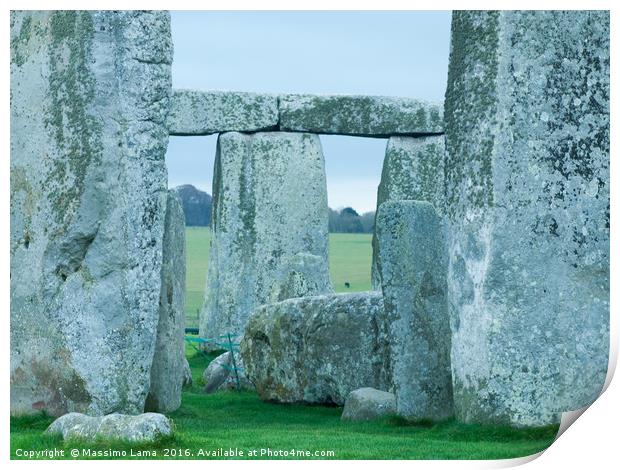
166 11 451 213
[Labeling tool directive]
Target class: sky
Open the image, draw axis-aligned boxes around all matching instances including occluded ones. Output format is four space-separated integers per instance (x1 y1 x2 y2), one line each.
166 11 451 213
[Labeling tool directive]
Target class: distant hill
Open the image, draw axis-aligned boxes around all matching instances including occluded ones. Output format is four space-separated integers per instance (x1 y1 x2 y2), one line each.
173 184 212 227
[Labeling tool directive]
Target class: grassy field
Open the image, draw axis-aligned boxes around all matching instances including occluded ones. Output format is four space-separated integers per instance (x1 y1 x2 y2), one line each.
328 232 373 292
10 227 559 460
185 228 374 327
11 348 558 460
185 227 212 328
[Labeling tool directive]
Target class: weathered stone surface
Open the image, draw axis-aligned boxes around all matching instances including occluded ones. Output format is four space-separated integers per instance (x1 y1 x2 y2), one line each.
219 353 254 391
241 292 389 405
341 388 396 422
10 11 172 416
371 136 446 289
445 11 609 426
167 89 278 135
201 132 331 346
269 252 334 302
182 358 193 387
46 412 172 443
279 94 443 137
203 351 232 393
145 191 186 413
376 201 453 421
203 351 253 393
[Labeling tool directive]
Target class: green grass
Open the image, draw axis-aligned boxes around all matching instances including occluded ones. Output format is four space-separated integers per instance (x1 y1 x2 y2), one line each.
10 229 559 459
185 227 211 328
11 348 559 460
329 232 373 292
184 228 374 327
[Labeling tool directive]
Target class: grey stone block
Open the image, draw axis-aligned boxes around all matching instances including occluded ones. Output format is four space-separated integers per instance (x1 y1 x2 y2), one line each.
269 252 334 302
279 94 443 137
46 412 173 443
445 11 609 426
372 136 446 289
341 388 396 422
10 11 172 416
146 191 186 413
241 292 390 405
200 132 331 346
376 201 453 421
167 89 278 135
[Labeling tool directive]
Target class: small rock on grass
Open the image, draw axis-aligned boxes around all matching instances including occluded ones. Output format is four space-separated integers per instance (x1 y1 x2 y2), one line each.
203 351 254 393
46 413 173 443
341 388 396 422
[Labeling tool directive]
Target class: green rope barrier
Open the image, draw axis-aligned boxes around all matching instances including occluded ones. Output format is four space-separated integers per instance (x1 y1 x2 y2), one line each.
184 331 242 391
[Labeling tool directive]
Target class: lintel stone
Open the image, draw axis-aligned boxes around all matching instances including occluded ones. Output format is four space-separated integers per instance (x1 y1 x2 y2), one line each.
279 94 443 137
167 89 278 135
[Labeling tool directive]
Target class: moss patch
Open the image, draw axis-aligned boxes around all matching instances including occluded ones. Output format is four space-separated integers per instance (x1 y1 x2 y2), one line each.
45 11 101 228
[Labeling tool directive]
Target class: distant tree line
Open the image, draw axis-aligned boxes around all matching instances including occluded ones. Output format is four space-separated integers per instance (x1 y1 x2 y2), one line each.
328 207 375 233
174 184 375 233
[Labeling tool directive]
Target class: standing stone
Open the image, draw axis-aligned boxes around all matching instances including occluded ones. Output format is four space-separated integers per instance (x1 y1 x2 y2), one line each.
241 292 389 405
269 252 334 302
200 132 331 346
445 11 609 426
10 11 172 416
376 201 453 421
279 94 443 136
371 136 446 290
145 191 186 413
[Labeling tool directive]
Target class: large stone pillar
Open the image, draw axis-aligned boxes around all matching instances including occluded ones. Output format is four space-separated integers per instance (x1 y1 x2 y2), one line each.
445 11 609 426
376 201 453 421
200 132 331 345
146 191 186 413
371 136 446 290
10 11 172 416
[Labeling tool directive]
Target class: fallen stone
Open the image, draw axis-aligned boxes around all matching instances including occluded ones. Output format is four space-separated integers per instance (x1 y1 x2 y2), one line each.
241 292 390 405
341 388 396 422
203 351 253 393
145 191 186 413
279 94 443 136
376 201 453 421
182 357 193 387
46 412 172 443
371 135 446 289
10 11 172 416
167 89 278 135
445 11 609 426
219 353 255 391
203 351 232 393
200 132 331 346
